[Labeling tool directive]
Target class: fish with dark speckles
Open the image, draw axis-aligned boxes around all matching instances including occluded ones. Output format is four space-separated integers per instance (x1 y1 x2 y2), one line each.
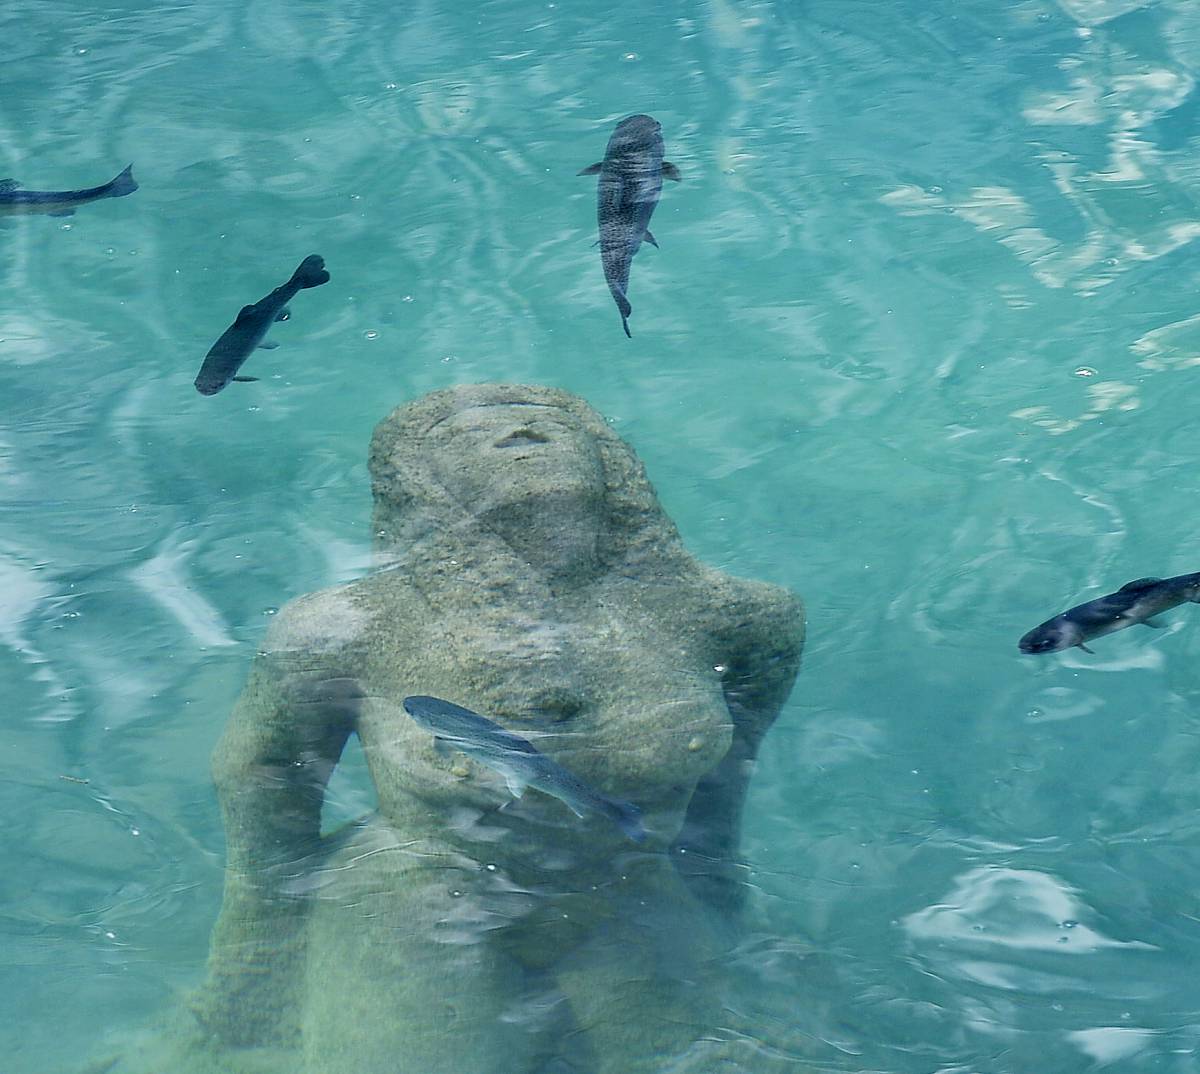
194 254 329 396
403 694 646 842
0 164 137 217
1019 572 1200 654
578 114 679 337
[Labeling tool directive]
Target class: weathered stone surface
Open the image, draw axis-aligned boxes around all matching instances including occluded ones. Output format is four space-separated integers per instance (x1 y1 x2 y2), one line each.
105 383 804 1074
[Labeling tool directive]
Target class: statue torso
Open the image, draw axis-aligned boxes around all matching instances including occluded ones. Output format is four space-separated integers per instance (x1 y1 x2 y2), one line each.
288 569 747 870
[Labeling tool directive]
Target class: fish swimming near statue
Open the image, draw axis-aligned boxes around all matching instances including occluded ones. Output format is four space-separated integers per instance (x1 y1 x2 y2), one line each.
578 114 680 337
0 164 137 217
194 254 330 396
1019 572 1200 654
403 694 647 842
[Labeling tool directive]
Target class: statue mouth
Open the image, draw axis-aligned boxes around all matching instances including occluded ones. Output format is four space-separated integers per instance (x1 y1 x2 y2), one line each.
494 429 550 449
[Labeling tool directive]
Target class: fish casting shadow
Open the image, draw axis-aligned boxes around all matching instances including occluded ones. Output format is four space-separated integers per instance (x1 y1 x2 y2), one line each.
1019 572 1200 654
579 114 680 337
0 164 137 217
403 694 647 842
194 254 330 396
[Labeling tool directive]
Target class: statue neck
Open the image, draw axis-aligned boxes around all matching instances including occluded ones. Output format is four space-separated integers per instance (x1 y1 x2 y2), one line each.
477 493 602 584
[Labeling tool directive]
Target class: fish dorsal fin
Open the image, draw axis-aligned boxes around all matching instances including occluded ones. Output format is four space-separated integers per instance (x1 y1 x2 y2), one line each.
233 304 256 323
577 162 603 176
1119 577 1162 593
0 179 18 192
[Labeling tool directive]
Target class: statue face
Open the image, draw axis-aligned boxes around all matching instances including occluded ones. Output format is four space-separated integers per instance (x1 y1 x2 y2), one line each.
427 403 604 511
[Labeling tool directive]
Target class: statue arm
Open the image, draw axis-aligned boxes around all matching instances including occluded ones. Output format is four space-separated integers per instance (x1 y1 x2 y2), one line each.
212 653 358 873
191 620 360 1046
673 584 804 913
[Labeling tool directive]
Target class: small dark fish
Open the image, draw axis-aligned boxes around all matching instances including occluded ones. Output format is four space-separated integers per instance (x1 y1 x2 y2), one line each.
578 114 680 337
403 695 646 842
0 164 137 217
1019 572 1200 654
194 254 330 396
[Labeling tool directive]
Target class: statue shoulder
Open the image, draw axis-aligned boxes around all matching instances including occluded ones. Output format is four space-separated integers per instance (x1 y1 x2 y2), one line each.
693 567 805 653
258 568 424 664
261 582 366 657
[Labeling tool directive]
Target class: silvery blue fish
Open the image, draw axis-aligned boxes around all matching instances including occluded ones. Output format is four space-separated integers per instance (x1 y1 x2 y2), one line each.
403 695 646 842
1019 572 1200 654
194 254 330 396
0 164 137 217
578 114 680 337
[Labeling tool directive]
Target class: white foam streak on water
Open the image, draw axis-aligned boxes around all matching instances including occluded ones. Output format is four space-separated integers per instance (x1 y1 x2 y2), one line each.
0 553 52 653
904 866 1157 954
127 534 236 649
1067 1026 1157 1063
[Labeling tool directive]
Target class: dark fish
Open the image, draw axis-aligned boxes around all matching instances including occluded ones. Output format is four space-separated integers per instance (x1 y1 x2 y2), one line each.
0 164 137 217
578 114 680 337
1019 572 1200 654
194 255 330 396
403 695 646 842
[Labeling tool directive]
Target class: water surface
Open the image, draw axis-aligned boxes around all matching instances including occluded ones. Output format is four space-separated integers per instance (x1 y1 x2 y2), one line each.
6 0 1200 1071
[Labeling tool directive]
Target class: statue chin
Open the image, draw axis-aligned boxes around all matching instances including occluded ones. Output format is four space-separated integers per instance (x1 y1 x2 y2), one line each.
99 383 805 1074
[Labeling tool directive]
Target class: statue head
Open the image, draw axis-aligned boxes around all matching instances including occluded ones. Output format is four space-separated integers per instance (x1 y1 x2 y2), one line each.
368 383 688 582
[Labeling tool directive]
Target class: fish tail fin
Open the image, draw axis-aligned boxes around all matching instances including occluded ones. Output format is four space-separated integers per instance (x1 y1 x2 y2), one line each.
108 164 137 198
609 798 646 843
613 290 632 337
291 254 331 289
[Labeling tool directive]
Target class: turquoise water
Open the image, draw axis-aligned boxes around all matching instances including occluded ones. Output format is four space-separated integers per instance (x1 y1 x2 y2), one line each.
7 0 1200 1069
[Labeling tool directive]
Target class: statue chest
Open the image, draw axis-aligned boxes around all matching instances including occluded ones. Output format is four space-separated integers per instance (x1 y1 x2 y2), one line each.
376 609 733 793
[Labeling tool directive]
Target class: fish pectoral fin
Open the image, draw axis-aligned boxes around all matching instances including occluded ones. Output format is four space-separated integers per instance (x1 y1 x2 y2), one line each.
231 376 260 382
643 229 659 249
564 800 586 819
502 770 529 799
275 306 291 322
1077 642 1095 654
258 340 280 350
577 162 603 176
1142 617 1168 629
662 161 682 181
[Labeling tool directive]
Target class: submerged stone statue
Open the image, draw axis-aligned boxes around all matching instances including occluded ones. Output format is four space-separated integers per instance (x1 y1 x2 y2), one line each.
108 383 803 1074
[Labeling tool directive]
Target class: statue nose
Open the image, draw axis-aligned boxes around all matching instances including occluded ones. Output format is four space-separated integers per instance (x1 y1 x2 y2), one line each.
494 428 550 449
